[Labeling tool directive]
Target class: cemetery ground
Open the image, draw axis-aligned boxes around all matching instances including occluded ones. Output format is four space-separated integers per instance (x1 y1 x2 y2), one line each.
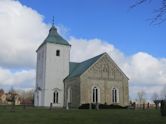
0 106 166 124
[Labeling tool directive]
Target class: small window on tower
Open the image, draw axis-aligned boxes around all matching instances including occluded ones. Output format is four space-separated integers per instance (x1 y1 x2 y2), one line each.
56 50 60 56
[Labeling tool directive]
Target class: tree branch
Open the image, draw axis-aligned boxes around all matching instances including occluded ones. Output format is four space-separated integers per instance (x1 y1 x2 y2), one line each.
131 0 166 24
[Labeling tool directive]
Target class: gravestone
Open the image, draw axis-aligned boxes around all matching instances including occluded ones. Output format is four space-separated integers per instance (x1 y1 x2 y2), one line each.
89 103 92 109
96 102 99 110
147 102 150 109
143 103 145 110
49 102 53 111
10 95 15 112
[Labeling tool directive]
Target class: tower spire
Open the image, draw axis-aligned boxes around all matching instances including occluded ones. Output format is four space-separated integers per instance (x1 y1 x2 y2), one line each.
52 16 54 26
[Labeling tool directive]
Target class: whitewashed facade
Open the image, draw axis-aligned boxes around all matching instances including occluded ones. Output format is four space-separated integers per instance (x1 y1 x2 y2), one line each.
34 26 70 107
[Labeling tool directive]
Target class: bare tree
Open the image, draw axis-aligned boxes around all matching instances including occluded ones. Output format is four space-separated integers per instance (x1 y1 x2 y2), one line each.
0 89 4 94
151 92 160 109
16 89 33 100
160 85 166 100
9 87 16 112
16 89 34 107
151 92 159 101
137 90 146 105
9 86 15 94
131 0 166 24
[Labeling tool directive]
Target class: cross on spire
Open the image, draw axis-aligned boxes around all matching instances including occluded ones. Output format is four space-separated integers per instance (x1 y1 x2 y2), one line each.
52 16 54 26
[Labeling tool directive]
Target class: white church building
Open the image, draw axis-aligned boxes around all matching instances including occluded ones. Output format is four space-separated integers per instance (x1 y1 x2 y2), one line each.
34 25 129 108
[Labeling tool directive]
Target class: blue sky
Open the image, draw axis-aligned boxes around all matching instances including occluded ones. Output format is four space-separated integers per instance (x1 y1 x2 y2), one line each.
19 0 166 58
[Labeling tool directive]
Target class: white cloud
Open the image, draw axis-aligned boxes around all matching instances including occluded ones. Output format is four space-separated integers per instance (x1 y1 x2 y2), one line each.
123 52 166 86
69 37 125 63
0 0 49 69
0 67 35 89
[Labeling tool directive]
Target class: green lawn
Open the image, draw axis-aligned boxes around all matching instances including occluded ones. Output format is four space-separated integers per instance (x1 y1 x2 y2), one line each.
0 106 166 124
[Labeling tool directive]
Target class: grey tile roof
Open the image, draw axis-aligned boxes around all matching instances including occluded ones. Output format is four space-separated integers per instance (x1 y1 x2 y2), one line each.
37 26 70 51
66 53 105 79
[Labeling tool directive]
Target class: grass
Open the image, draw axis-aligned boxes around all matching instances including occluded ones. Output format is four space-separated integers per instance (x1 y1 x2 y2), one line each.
0 106 166 124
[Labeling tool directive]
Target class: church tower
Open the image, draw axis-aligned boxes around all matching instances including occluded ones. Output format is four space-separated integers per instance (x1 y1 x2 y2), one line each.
34 24 71 107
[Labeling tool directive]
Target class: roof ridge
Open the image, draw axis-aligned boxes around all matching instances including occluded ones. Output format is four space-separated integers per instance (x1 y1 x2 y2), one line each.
66 53 105 79
80 52 106 63
70 62 80 64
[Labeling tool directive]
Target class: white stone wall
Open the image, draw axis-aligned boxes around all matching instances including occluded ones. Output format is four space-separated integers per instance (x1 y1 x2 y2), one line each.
44 43 70 107
34 45 46 106
35 43 70 107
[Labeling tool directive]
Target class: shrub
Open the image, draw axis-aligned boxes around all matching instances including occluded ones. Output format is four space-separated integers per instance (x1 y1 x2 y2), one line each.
160 100 166 116
79 103 128 109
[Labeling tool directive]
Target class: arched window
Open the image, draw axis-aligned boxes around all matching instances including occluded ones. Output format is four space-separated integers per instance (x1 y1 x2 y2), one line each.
56 50 60 56
112 88 119 103
92 87 100 103
53 91 59 103
67 87 72 103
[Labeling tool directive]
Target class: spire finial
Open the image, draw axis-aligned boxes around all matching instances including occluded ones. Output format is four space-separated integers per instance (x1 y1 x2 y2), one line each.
52 16 54 26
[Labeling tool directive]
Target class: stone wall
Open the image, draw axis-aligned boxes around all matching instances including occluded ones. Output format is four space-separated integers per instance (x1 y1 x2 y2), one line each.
64 53 129 108
80 54 129 107
64 77 80 108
